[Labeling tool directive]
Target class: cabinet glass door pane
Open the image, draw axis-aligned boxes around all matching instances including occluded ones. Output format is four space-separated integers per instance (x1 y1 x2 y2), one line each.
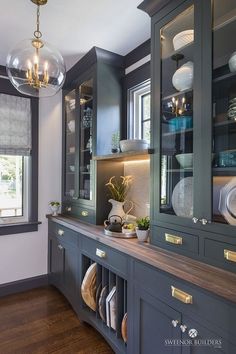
160 6 194 219
212 0 236 225
79 79 93 200
65 90 76 199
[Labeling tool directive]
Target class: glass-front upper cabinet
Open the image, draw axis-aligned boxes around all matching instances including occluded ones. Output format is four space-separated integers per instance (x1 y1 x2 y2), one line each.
212 0 236 227
78 79 93 201
64 89 77 200
158 5 195 223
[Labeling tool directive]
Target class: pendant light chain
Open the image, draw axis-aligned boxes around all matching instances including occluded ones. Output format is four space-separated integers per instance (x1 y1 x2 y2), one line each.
34 5 42 39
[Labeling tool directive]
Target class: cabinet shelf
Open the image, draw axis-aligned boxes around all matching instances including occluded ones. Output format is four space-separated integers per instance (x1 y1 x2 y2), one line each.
162 88 193 102
167 168 193 173
214 120 236 128
213 167 236 176
213 71 236 84
162 128 193 136
93 149 151 162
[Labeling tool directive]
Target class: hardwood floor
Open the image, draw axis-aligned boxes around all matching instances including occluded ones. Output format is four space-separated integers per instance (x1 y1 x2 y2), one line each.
0 286 114 354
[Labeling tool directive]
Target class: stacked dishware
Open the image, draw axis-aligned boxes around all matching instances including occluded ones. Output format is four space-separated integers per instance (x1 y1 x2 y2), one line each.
228 98 236 121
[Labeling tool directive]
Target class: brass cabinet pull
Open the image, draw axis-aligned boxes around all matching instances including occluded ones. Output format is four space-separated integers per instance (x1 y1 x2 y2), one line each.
171 286 193 304
96 248 106 259
57 229 64 236
165 233 182 245
224 249 236 263
81 210 88 217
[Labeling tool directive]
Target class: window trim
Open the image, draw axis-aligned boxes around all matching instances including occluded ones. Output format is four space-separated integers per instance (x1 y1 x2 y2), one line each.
0 72 40 235
127 79 151 140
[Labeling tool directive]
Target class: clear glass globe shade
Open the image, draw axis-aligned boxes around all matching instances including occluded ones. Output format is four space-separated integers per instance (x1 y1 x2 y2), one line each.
6 39 66 98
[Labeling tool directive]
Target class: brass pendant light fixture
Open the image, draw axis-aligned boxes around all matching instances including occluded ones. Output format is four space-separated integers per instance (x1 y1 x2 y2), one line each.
6 0 66 97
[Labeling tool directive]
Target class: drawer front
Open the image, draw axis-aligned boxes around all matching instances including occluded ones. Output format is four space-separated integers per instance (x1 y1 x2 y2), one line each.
151 226 199 255
81 236 128 278
62 203 95 224
48 220 79 245
133 260 236 339
204 238 236 272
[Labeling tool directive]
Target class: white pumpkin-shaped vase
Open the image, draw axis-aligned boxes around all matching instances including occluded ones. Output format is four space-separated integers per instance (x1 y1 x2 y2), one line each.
172 61 194 91
228 52 236 73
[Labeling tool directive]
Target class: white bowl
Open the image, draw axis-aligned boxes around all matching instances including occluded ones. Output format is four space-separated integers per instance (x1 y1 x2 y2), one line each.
172 61 194 92
229 52 236 73
173 30 194 51
176 153 193 169
120 139 148 152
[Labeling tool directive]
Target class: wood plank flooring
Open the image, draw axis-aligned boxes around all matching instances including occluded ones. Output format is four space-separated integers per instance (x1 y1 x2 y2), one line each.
0 286 114 354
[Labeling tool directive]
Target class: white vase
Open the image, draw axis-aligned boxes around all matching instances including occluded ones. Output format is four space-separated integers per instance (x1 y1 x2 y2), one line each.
50 205 59 216
229 52 236 73
172 61 194 91
108 199 133 222
136 228 150 242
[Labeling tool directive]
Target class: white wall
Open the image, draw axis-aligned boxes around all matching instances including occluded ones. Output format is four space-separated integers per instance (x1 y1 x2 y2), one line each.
0 91 62 285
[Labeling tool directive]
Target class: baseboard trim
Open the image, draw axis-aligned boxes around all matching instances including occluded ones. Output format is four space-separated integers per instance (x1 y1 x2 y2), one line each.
0 274 49 298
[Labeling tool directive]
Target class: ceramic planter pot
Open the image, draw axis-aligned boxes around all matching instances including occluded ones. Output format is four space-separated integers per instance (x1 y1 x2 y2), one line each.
50 205 60 216
136 228 150 242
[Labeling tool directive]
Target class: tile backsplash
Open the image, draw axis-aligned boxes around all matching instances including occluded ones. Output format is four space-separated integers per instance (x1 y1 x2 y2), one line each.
124 160 150 218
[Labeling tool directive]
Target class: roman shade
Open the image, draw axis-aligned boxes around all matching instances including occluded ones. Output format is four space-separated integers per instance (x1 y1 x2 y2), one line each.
0 93 31 156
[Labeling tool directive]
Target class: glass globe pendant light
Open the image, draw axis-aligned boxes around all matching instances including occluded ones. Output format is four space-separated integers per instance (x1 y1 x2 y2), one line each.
6 0 66 97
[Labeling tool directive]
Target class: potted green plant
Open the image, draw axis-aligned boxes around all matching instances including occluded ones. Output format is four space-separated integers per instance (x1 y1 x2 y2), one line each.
111 131 120 153
136 216 150 242
49 201 61 216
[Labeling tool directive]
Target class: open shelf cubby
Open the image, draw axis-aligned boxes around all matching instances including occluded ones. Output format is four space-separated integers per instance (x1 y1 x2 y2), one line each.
81 255 127 352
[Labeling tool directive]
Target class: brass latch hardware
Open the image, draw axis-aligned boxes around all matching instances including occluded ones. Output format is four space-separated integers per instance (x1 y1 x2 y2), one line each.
224 249 236 263
165 233 182 245
171 286 193 304
96 248 106 259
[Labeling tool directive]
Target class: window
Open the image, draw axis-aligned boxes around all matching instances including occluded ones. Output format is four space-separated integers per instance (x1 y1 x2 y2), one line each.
127 79 151 144
0 77 38 234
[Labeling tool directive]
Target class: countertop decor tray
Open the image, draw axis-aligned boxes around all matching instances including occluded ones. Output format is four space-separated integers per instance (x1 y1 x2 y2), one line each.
104 228 136 239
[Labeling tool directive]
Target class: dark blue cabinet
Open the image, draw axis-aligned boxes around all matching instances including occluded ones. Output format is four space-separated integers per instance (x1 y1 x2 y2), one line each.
132 285 182 354
139 0 236 272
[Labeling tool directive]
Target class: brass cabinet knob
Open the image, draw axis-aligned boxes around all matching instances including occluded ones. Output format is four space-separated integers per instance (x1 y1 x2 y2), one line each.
81 210 88 217
66 206 72 212
192 217 199 224
180 325 187 333
58 244 63 250
171 320 179 327
57 229 64 236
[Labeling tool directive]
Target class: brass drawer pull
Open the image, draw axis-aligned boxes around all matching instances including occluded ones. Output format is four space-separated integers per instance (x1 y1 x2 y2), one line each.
96 248 106 259
81 210 88 217
171 286 193 304
57 229 64 236
165 233 182 245
224 249 236 263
